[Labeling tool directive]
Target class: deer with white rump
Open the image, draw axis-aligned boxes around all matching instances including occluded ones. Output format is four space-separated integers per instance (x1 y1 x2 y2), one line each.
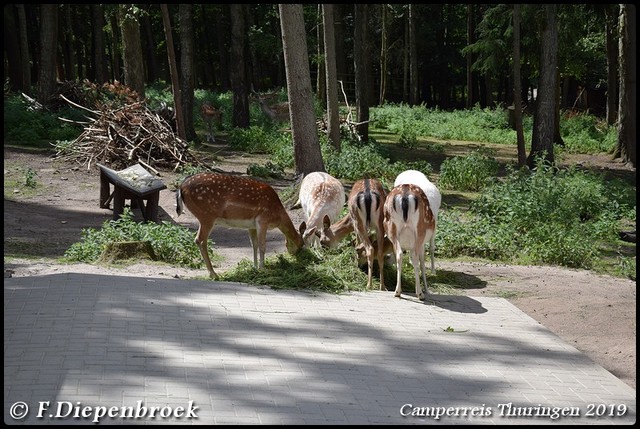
384 183 436 300
348 178 387 290
176 172 305 279
296 172 346 247
394 169 441 273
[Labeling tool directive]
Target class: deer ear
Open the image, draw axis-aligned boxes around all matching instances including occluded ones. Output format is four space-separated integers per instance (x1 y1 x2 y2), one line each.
299 221 307 235
304 226 317 239
322 214 331 229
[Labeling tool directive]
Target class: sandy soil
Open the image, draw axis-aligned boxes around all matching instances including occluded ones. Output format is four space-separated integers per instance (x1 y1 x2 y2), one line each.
3 146 636 390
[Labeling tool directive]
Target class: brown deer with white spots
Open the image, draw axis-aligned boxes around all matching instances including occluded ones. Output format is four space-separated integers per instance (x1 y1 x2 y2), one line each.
200 102 222 143
384 183 436 300
348 178 387 290
296 172 346 247
176 173 305 279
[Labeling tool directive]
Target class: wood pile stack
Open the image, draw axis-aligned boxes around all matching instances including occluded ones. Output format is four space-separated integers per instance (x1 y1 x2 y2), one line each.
54 80 203 172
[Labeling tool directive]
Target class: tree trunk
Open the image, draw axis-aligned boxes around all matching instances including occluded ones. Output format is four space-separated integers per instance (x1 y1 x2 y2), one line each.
179 4 196 142
604 5 619 126
90 4 107 84
316 4 326 105
160 4 185 140
279 3 325 175
323 4 341 152
17 4 31 93
512 5 527 168
409 4 419 105
230 4 250 128
37 4 59 106
119 4 145 98
379 4 388 105
354 4 370 141
466 4 474 109
528 5 558 167
615 4 636 167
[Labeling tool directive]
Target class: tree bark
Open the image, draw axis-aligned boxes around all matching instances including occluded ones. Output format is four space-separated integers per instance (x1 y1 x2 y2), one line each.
512 4 527 167
279 3 325 175
354 4 370 141
160 4 185 139
323 4 341 152
119 4 145 98
37 4 59 106
90 4 106 84
528 5 558 167
230 4 250 128
179 4 196 142
615 4 636 167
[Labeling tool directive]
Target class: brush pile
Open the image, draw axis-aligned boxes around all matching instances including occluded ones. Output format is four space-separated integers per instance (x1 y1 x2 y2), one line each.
54 80 203 171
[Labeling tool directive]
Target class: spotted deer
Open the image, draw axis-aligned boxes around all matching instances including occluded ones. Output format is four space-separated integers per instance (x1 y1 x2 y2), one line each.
200 102 222 143
384 183 436 300
296 172 346 247
250 87 290 123
176 172 305 279
348 178 387 290
394 169 441 273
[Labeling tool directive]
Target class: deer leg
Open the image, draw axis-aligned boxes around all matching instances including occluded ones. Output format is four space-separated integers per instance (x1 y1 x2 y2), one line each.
393 243 403 298
429 235 436 274
375 225 385 291
410 249 425 301
195 222 218 279
421 245 429 297
256 225 268 268
248 229 259 268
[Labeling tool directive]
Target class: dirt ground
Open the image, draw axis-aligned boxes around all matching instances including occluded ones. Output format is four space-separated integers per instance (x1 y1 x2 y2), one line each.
3 145 636 390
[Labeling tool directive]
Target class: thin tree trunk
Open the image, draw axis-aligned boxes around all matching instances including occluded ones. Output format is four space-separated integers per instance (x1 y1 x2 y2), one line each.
528 4 558 166
37 4 58 106
323 4 340 151
161 4 185 140
90 4 106 84
17 4 31 93
615 4 636 167
512 4 526 167
279 3 325 175
229 4 250 128
379 4 388 105
119 4 145 98
179 4 196 142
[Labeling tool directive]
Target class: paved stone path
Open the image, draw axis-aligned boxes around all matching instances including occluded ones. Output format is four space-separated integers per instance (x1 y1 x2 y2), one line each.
4 273 636 425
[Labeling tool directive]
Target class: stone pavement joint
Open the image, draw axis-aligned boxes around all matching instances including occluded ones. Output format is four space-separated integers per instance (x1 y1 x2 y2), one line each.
4 273 636 425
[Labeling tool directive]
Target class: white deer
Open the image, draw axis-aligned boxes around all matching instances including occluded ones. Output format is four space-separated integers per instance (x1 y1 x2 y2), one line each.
384 183 436 300
296 172 346 247
348 178 387 290
176 172 305 279
394 169 441 273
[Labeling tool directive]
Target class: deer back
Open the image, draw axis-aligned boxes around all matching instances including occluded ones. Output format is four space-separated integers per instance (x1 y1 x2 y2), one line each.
177 173 300 238
348 178 386 232
384 184 435 250
394 169 441 220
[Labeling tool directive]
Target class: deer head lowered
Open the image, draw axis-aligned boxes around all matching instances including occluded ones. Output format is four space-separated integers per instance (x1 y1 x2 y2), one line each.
295 171 346 247
349 178 387 290
176 172 305 279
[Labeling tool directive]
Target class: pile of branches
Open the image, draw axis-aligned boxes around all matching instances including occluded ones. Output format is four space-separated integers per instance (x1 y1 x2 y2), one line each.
55 80 203 172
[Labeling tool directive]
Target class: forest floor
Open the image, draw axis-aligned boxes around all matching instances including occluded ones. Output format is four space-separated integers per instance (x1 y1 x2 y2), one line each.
3 142 636 390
